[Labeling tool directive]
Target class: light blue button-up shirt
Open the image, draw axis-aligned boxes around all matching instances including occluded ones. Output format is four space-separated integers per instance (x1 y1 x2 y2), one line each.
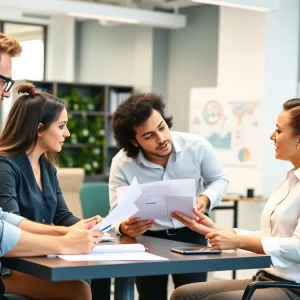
109 131 229 231
0 208 24 256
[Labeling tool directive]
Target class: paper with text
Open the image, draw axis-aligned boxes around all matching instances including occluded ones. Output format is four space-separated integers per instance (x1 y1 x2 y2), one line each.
91 177 141 232
117 179 196 220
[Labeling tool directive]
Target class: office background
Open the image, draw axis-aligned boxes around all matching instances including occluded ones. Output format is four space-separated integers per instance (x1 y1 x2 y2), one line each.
0 0 299 282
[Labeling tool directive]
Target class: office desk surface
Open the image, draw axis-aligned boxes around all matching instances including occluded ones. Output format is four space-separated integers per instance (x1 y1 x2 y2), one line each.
3 235 270 282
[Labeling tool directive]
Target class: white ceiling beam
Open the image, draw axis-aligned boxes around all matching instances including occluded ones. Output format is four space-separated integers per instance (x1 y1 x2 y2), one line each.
191 0 280 12
0 0 186 29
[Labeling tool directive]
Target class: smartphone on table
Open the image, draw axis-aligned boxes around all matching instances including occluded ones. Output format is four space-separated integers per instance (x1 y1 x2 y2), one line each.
171 246 222 255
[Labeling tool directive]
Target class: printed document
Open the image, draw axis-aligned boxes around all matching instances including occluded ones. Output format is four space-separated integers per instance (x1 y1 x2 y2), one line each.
91 177 141 232
117 179 196 220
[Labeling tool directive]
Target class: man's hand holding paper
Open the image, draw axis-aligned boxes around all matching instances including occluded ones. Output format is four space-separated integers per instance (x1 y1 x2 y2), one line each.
91 177 142 232
119 217 154 238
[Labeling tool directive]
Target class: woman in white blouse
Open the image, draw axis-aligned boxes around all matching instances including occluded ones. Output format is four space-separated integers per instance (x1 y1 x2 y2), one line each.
170 98 300 300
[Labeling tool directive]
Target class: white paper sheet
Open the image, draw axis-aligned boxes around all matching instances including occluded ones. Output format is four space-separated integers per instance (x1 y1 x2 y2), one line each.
117 179 196 220
92 243 145 253
91 177 141 232
58 252 168 261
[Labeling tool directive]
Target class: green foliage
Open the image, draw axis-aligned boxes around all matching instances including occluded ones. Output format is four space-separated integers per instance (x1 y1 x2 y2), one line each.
58 86 103 111
58 85 105 175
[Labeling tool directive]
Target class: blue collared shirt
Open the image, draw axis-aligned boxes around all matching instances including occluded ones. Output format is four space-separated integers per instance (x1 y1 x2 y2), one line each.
109 131 229 231
0 208 24 256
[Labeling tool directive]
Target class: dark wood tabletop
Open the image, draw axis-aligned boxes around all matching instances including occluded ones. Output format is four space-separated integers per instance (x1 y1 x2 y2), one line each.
3 235 270 282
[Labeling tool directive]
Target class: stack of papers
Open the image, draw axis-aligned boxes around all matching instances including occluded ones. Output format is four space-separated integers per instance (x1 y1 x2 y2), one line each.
58 243 168 261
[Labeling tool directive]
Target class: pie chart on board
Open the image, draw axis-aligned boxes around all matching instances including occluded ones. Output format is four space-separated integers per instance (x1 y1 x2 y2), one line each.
238 147 250 162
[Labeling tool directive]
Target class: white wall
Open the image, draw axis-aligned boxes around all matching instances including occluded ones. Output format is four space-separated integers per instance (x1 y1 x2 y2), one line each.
46 16 75 82
217 7 266 196
77 21 153 92
76 6 219 100
166 5 220 131
78 21 136 86
261 0 300 195
133 26 153 92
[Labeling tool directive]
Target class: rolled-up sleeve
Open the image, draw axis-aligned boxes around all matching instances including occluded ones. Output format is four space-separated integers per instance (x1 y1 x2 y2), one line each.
261 235 300 268
200 140 229 210
0 207 25 226
0 220 21 257
3 212 24 227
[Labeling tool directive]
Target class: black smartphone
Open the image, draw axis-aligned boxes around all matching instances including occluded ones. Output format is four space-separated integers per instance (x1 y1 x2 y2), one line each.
171 246 222 254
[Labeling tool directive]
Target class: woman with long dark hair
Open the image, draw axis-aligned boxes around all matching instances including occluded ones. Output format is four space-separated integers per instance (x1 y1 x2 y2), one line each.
0 83 100 299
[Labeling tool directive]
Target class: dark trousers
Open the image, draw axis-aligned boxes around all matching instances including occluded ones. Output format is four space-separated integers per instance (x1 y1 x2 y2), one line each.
91 278 111 300
136 227 207 300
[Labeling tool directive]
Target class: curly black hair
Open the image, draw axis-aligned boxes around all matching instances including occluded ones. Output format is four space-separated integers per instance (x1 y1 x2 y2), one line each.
111 93 173 158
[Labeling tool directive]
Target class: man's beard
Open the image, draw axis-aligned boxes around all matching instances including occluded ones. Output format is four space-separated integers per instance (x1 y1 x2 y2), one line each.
139 140 172 158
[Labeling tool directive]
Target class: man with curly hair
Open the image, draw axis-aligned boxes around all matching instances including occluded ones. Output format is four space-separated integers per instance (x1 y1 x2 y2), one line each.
109 93 229 300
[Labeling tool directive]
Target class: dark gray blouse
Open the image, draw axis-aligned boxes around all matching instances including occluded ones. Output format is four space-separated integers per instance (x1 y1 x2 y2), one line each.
0 154 80 226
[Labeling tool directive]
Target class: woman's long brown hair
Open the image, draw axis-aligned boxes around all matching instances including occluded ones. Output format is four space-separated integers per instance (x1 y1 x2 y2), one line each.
0 83 66 165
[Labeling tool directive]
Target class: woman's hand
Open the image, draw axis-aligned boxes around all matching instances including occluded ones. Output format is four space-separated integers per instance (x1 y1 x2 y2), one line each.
206 229 238 250
61 215 102 235
171 208 222 235
59 229 104 255
72 215 102 229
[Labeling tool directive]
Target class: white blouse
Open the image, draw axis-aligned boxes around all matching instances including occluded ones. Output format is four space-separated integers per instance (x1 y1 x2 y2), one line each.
235 168 300 282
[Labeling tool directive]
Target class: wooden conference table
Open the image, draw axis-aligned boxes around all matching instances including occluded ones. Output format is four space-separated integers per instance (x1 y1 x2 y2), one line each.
3 235 270 300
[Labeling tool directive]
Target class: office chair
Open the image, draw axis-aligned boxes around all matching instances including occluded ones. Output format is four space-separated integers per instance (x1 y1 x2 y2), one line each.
242 281 300 300
80 182 110 218
80 181 112 299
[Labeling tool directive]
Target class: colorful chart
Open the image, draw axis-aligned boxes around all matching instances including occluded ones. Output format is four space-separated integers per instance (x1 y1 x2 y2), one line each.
229 101 259 125
208 132 231 149
238 147 250 162
203 100 223 125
